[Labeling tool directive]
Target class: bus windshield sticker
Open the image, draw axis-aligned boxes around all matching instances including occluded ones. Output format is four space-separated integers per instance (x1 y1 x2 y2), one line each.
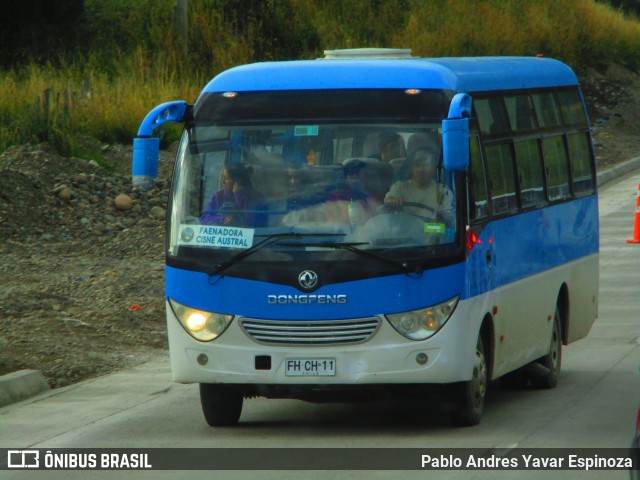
294 125 319 136
178 224 255 249
424 223 446 234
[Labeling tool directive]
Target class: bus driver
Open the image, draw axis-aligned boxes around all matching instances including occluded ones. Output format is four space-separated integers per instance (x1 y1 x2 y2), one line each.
384 148 454 222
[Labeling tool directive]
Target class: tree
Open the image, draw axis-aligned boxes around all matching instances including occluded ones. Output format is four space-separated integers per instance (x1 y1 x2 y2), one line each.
0 0 87 68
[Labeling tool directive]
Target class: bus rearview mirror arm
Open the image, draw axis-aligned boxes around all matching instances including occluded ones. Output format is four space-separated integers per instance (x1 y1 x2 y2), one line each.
442 93 471 172
132 100 188 190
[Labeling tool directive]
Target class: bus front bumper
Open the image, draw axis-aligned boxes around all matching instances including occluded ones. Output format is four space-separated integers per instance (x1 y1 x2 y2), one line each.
166 305 475 386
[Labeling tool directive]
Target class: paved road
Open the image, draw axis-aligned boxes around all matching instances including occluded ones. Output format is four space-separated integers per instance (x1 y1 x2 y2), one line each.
2 171 640 480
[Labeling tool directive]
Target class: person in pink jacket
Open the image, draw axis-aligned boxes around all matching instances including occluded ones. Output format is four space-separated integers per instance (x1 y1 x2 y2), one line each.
201 164 267 227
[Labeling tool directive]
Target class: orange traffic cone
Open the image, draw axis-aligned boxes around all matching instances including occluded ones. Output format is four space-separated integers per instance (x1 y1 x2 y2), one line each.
628 184 640 244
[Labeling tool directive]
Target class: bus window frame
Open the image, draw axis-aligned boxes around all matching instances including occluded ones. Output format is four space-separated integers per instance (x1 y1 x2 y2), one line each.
472 85 595 223
566 131 596 197
468 132 491 223
541 133 573 204
513 137 547 212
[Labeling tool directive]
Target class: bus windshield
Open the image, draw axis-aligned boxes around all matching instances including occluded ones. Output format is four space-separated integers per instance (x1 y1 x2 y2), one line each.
167 90 462 273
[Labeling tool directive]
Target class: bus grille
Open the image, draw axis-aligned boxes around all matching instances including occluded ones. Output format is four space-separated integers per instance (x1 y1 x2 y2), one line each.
240 317 381 346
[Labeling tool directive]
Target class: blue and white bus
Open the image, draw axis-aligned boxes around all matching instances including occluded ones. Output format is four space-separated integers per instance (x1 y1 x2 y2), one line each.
133 49 599 426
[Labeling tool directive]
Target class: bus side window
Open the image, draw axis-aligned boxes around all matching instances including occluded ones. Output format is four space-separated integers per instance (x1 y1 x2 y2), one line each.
567 132 595 196
485 143 517 215
557 88 588 127
474 97 510 136
543 136 571 201
532 92 562 128
514 139 545 209
504 94 537 132
470 137 489 220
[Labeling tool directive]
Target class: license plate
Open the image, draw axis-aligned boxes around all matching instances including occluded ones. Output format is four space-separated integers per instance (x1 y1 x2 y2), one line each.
285 358 336 376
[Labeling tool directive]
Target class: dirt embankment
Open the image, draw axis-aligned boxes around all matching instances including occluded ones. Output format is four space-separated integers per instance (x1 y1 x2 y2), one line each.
1 64 639 388
0 140 175 387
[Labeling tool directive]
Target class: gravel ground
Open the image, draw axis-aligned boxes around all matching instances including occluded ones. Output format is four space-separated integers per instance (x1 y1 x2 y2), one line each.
0 140 174 387
1 63 639 388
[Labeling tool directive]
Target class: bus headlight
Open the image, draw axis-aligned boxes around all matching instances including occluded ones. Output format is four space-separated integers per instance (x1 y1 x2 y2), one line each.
386 296 459 340
169 298 234 342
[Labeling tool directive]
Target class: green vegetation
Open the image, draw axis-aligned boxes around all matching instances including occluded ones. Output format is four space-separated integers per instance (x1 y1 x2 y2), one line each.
1 0 639 155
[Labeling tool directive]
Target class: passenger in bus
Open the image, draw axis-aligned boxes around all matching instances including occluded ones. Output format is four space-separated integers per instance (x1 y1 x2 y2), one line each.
200 163 267 227
326 160 368 226
328 160 368 202
281 165 326 226
384 148 454 221
377 132 406 162
325 159 379 225
282 160 379 227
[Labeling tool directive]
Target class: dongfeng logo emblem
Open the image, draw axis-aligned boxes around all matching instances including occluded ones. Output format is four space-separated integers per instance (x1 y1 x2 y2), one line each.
298 270 318 290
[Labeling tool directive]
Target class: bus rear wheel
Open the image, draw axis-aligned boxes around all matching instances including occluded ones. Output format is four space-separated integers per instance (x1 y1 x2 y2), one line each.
452 336 487 426
199 384 243 426
530 307 562 389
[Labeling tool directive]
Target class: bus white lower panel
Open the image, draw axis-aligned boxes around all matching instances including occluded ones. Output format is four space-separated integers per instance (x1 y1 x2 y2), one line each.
467 253 598 379
166 299 479 385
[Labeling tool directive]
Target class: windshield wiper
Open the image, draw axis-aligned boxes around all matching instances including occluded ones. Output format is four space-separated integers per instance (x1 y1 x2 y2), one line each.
208 233 344 278
279 241 423 277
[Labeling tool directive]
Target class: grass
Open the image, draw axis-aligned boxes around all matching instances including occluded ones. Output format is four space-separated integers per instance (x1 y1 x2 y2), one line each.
0 54 200 154
0 0 639 155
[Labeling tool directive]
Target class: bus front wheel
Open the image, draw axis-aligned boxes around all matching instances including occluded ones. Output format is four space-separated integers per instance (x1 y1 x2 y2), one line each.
452 336 487 426
199 384 243 426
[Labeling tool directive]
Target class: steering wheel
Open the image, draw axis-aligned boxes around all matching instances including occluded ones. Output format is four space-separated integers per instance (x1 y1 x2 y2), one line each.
402 201 437 215
380 201 441 222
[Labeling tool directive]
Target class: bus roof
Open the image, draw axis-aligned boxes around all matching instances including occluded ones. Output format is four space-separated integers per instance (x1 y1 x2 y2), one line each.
202 56 579 94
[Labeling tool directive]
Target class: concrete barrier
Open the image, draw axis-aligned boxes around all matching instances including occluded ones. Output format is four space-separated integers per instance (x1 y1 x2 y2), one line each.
0 370 50 407
597 156 640 188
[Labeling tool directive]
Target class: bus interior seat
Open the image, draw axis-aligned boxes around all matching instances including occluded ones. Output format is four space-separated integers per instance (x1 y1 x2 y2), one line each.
379 132 439 181
285 164 344 213
340 158 393 201
249 164 289 225
407 132 440 158
363 133 380 159
389 157 406 176
360 161 393 202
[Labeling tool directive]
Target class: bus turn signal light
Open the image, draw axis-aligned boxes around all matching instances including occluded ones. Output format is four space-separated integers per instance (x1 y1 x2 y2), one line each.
466 227 481 250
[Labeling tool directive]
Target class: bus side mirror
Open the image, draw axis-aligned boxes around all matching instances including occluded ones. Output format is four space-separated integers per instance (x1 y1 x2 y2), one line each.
132 137 161 190
132 100 188 190
443 93 471 171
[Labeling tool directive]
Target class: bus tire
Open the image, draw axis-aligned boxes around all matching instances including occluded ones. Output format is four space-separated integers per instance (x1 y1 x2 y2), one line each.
199 383 243 426
452 336 487 426
530 306 562 389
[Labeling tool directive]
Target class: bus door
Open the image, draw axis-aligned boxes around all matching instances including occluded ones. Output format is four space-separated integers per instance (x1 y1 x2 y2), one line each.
467 134 494 301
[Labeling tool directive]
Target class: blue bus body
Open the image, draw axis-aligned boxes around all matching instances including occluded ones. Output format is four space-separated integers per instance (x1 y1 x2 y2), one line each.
134 51 598 426
204 56 578 92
